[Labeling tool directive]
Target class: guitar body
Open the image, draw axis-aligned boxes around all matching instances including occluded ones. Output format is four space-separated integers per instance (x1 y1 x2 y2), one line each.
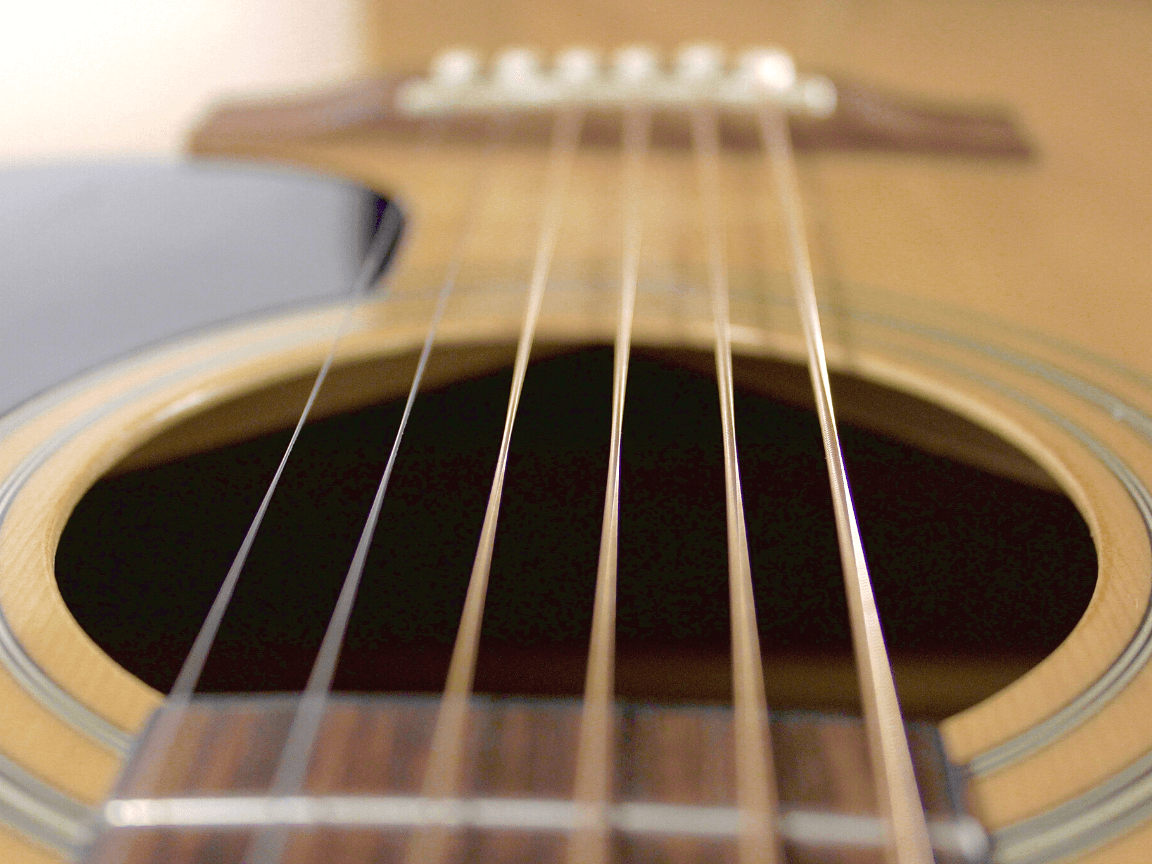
2 0 1152 861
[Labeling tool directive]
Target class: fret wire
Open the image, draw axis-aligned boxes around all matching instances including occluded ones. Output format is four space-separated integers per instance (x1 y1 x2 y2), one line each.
407 107 584 864
691 107 782 864
129 202 403 798
756 105 934 864
566 108 651 864
243 124 506 864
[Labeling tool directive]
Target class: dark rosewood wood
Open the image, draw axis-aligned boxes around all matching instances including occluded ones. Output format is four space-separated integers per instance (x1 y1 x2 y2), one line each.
83 695 983 864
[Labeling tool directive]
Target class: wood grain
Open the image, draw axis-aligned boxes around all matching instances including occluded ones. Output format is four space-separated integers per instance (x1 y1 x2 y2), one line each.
84 696 976 864
3 1 1152 862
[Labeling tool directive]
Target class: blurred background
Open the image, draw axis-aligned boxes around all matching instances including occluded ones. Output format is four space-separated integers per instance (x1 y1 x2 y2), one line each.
3 0 1145 163
0 0 362 160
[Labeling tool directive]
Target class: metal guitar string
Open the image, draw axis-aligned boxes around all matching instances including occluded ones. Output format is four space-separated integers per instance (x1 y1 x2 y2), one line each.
756 104 935 864
565 107 651 864
242 122 509 864
129 201 403 797
133 60 925 864
690 106 783 864
405 106 585 864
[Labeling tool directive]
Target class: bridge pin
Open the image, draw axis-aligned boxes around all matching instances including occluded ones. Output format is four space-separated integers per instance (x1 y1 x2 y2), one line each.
555 47 600 86
612 45 660 84
430 48 480 88
675 43 726 82
494 47 542 89
737 47 796 93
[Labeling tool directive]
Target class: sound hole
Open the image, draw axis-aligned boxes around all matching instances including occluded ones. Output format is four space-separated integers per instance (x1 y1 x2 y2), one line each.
56 346 1096 718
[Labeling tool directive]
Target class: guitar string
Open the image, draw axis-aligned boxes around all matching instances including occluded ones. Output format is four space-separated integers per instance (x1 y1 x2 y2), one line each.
690 106 783 864
128 201 403 797
756 104 935 864
241 121 509 864
142 96 924 864
565 107 651 864
405 106 585 864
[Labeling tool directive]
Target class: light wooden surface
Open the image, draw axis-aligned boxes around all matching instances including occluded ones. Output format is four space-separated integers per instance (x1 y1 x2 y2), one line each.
183 1 1152 858
3 1 1152 862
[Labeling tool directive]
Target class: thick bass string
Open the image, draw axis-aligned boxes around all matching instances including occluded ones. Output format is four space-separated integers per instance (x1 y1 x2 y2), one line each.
96 46 958 864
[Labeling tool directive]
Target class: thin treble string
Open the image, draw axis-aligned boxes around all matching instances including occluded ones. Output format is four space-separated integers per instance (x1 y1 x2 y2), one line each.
242 122 509 864
756 105 934 864
691 107 782 864
130 202 403 795
566 107 651 864
409 107 584 842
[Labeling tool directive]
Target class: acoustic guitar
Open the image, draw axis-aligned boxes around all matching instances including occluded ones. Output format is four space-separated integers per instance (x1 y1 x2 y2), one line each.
1 1 1150 862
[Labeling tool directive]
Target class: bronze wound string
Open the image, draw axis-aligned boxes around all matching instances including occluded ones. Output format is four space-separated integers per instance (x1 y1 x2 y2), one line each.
757 104 934 864
405 106 585 864
692 105 783 864
565 107 652 864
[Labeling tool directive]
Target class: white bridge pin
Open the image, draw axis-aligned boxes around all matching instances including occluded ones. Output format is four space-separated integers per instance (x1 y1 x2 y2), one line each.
612 45 660 84
494 48 542 89
737 47 797 94
675 43 726 82
430 48 480 88
555 47 600 86
398 42 836 117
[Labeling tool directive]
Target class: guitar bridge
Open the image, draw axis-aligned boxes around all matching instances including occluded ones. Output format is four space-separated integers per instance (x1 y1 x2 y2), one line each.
189 45 1032 160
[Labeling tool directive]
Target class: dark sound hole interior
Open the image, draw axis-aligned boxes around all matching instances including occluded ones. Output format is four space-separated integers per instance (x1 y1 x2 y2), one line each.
56 347 1096 717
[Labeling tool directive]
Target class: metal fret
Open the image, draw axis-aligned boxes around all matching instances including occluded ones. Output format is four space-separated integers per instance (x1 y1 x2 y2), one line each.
102 794 986 860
